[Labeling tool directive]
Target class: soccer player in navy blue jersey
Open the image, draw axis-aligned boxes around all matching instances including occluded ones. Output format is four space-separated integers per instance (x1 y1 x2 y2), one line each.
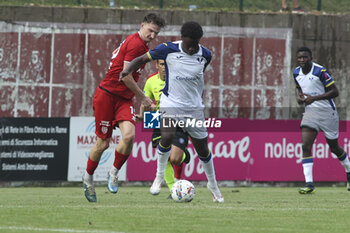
293 46 350 194
120 21 224 203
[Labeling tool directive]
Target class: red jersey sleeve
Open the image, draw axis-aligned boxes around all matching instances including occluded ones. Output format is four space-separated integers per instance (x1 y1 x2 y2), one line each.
124 37 147 62
99 32 149 99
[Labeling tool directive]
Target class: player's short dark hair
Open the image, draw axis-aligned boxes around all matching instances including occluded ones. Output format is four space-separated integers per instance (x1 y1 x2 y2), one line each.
143 13 166 28
181 21 203 40
297 46 312 57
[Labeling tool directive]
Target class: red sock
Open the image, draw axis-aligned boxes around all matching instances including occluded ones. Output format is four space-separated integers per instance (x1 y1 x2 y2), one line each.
113 151 130 170
86 157 99 175
173 164 183 179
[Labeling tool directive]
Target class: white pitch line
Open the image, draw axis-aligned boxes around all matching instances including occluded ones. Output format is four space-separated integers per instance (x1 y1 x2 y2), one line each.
0 204 335 211
0 226 124 233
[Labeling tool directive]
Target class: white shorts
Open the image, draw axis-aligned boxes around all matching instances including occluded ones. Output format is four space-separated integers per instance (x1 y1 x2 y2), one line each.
160 106 208 139
300 107 339 139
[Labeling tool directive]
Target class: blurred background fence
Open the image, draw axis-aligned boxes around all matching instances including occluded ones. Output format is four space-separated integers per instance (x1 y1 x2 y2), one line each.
0 0 349 13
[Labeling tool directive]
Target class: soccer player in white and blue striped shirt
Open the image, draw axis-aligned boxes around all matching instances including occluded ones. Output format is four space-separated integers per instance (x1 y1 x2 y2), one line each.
293 46 350 194
120 22 224 203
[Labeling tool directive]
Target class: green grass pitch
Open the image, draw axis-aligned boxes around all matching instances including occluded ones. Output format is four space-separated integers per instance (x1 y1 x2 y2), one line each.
0 186 349 233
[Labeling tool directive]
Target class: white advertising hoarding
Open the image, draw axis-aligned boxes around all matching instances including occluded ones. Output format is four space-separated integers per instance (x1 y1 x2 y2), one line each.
68 117 126 181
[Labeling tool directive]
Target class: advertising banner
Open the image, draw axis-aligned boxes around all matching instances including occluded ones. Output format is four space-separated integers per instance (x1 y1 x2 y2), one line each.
67 117 126 182
0 118 69 181
128 119 349 182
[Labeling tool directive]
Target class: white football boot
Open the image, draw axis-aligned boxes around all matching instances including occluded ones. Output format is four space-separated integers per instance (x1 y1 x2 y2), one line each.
150 175 163 195
207 183 224 203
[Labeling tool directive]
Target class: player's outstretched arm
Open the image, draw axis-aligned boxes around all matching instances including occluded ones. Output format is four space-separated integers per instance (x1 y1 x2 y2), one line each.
120 53 151 80
119 55 153 108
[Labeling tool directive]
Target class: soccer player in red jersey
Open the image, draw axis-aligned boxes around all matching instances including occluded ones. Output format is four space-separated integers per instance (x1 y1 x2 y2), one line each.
83 13 165 202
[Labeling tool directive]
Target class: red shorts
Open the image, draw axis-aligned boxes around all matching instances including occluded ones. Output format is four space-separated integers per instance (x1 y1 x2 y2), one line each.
93 87 136 139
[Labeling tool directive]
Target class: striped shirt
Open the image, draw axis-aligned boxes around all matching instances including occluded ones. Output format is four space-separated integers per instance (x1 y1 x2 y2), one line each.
293 62 336 110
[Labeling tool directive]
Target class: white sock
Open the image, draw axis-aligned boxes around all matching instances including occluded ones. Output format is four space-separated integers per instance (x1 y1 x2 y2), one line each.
84 171 93 185
200 157 218 188
302 163 313 183
109 165 119 176
340 154 350 173
156 146 171 178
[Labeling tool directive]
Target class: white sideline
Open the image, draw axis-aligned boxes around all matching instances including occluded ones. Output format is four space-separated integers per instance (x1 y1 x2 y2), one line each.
0 204 332 211
0 226 124 233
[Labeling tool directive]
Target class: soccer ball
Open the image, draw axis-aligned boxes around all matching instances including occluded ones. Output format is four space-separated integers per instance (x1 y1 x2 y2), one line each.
171 180 196 202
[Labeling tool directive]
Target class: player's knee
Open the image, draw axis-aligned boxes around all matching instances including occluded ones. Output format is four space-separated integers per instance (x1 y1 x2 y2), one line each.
96 139 110 152
122 132 135 145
